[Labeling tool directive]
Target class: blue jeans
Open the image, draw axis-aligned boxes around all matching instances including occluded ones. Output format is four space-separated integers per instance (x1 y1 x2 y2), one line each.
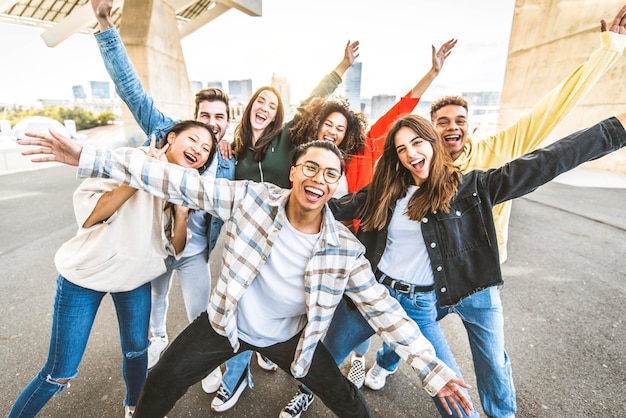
324 286 477 418
150 250 211 337
221 351 253 393
8 276 151 417
437 286 516 418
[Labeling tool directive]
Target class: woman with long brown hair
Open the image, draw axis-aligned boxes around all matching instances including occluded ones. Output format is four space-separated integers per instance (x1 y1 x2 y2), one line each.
326 112 626 417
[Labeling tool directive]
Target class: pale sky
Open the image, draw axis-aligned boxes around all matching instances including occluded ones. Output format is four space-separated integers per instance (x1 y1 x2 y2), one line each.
0 0 516 106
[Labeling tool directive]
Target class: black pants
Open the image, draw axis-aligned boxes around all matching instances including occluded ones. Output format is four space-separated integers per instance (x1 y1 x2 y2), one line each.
134 311 371 417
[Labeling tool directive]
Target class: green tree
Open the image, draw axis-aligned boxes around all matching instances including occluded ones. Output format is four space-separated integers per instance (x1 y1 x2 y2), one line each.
3 105 115 131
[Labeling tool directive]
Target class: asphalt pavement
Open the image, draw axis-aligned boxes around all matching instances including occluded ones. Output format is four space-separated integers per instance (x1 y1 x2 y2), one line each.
1 128 625 417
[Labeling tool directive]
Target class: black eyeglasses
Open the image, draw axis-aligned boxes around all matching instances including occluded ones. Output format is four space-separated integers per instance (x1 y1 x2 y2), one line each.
294 161 342 184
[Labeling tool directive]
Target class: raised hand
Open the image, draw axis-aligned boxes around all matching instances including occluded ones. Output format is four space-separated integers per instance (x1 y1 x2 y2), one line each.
432 38 458 74
90 0 115 31
434 376 474 417
344 40 360 67
19 130 83 166
147 134 169 159
335 40 361 76
600 4 626 34
218 139 234 160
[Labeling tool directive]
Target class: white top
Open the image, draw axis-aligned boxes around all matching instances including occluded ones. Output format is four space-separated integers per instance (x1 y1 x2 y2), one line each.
236 216 318 347
377 185 434 286
334 174 349 198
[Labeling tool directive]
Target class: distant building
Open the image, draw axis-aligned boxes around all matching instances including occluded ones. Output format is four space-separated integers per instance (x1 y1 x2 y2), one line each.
190 80 203 93
272 74 291 118
343 62 362 112
72 85 87 100
89 81 111 100
462 91 501 136
206 81 223 90
228 79 253 104
370 94 396 121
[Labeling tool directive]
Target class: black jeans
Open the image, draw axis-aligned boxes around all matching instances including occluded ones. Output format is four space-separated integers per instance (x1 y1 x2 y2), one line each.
134 311 371 417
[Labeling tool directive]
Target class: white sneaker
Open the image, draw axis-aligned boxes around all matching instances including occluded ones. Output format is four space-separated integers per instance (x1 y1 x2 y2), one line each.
211 369 248 412
147 335 168 369
124 406 134 418
364 363 397 390
201 367 222 393
256 352 278 371
346 354 366 388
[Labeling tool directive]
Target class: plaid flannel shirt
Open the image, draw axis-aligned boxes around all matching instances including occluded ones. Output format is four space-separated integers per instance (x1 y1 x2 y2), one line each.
77 144 456 395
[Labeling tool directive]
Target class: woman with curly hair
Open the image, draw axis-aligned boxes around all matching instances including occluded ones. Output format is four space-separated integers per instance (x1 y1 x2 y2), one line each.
289 96 368 197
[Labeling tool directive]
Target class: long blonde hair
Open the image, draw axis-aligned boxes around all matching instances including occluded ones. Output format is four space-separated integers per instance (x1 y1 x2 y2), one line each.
359 115 461 231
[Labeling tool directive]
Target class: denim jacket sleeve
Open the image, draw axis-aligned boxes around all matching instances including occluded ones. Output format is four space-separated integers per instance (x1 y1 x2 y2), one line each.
95 28 176 145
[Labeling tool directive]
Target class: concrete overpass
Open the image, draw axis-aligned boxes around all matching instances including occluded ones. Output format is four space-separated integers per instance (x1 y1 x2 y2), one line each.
2 0 626 172
0 0 262 142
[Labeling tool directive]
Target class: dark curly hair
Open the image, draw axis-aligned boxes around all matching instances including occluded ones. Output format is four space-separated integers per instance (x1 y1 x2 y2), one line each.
288 96 367 164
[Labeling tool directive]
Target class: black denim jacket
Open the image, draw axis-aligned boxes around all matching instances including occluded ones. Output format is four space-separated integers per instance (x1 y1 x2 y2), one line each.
330 117 625 306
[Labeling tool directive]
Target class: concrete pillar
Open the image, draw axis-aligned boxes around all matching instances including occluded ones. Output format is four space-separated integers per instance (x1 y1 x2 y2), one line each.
118 0 193 146
500 0 626 173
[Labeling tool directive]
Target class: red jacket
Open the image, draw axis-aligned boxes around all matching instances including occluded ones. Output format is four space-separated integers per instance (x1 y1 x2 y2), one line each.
344 93 420 230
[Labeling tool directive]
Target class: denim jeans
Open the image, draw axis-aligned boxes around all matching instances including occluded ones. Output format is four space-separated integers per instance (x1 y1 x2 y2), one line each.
437 286 516 418
8 276 150 417
134 312 370 418
323 286 477 418
221 351 253 394
150 250 211 337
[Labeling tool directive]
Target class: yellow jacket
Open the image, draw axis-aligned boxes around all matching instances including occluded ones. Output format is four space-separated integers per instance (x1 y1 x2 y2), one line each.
454 31 626 262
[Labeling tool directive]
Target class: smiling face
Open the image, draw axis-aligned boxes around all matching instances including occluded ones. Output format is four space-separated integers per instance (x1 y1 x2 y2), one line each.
317 111 348 146
289 146 341 214
195 100 229 142
431 104 468 160
394 126 434 186
250 89 279 134
165 125 213 170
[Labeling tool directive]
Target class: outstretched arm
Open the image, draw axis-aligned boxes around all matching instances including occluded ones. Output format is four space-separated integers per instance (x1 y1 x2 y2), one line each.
333 40 360 77
91 0 176 145
408 38 457 99
483 4 626 162
20 130 82 166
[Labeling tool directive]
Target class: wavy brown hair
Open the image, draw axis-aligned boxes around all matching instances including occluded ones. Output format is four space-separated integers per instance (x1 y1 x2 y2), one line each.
288 96 367 164
359 115 461 231
232 86 285 161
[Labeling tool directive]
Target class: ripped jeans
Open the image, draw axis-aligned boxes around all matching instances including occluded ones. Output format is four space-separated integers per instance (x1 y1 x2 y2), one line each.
8 275 151 417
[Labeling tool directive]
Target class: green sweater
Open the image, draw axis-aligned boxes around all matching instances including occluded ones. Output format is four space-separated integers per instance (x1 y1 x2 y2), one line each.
235 71 343 188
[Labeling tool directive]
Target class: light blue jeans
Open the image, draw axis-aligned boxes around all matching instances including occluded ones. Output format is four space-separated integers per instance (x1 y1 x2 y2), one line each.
221 351 254 394
8 276 150 417
150 250 211 337
437 286 516 418
324 284 477 418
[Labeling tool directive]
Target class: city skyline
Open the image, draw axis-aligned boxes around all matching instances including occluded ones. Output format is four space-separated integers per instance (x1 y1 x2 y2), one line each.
0 0 516 106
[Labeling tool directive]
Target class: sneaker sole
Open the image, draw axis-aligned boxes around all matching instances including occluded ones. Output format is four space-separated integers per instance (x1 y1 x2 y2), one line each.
211 374 247 412
256 352 278 371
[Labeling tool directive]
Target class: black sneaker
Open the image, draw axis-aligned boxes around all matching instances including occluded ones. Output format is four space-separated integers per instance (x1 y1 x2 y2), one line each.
279 385 314 418
210 367 248 412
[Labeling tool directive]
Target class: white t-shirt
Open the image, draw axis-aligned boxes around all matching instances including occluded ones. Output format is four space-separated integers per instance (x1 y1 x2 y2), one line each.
377 185 434 286
236 217 318 347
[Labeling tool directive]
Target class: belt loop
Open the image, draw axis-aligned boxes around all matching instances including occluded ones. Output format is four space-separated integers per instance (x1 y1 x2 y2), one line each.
390 279 397 289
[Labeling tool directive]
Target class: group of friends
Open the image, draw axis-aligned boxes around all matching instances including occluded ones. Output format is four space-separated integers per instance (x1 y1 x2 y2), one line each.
8 1 626 417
